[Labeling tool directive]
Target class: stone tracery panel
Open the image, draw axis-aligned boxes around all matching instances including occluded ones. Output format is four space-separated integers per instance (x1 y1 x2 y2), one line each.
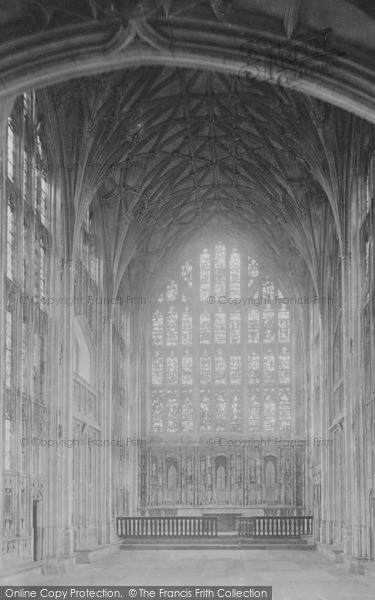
144 445 304 509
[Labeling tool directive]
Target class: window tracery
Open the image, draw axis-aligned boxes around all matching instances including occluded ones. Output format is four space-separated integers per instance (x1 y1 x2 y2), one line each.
150 241 292 433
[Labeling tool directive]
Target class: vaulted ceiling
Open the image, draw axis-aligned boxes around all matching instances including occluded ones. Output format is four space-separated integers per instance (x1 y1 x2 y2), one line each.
2 0 375 300
37 66 373 302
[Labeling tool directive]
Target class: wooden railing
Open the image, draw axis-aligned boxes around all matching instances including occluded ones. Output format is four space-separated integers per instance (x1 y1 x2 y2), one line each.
238 516 313 538
116 516 218 538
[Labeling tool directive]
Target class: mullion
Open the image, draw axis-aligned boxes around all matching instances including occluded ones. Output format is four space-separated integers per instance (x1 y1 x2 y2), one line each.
275 305 279 431
242 251 248 433
211 244 216 431
259 280 265 431
225 244 230 431
177 291 183 431
193 251 200 433
163 301 167 432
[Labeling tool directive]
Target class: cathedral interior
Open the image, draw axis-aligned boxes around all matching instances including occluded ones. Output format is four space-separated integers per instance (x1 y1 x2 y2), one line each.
1 0 375 592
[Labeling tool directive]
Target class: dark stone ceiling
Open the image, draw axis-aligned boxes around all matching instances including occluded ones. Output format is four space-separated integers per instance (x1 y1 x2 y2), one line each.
1 0 375 51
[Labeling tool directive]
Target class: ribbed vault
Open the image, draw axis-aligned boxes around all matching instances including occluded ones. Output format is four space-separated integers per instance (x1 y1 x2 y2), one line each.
37 65 374 304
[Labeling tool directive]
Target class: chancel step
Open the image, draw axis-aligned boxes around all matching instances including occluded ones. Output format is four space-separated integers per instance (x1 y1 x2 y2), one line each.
119 536 315 551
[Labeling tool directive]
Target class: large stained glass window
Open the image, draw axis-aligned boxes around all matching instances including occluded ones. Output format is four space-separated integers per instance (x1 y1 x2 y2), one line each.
150 241 292 433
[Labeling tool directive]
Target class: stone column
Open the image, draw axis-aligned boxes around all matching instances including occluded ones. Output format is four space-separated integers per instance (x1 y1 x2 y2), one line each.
44 257 76 573
320 283 332 545
341 244 356 564
99 306 116 544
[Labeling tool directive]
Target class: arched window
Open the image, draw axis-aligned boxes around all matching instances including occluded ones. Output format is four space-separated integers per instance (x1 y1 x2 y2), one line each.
5 308 13 388
6 202 15 281
6 118 15 183
4 412 13 471
39 238 46 297
150 241 292 433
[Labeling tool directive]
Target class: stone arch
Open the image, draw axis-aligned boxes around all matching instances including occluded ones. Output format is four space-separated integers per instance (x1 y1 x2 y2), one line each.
0 20 374 122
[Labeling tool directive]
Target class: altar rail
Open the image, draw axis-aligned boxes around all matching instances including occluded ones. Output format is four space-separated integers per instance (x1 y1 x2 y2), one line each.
116 516 218 538
238 516 313 538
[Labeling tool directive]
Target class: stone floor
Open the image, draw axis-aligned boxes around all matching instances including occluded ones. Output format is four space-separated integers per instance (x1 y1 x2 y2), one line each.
7 549 375 600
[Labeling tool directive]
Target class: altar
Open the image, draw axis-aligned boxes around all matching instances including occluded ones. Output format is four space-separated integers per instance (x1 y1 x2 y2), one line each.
202 511 243 532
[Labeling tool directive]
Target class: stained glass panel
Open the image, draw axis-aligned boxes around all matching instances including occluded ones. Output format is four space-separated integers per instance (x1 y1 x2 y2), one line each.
215 350 226 384
166 280 178 302
279 388 291 430
230 310 241 343
182 390 193 431
263 279 274 300
279 347 290 383
7 120 14 182
200 249 210 301
5 310 13 388
181 350 193 384
249 352 260 383
263 308 275 342
248 389 260 431
181 260 193 286
229 390 241 432
200 350 212 384
248 257 259 288
214 242 226 298
152 351 163 385
166 390 178 432
200 312 211 344
7 203 15 280
263 350 275 382
166 307 178 345
230 355 241 384
230 250 240 297
248 308 260 342
278 306 290 342
39 238 46 297
182 307 192 345
152 309 163 345
264 388 276 430
215 311 226 343
200 391 211 431
215 390 227 431
166 351 178 385
152 390 164 432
